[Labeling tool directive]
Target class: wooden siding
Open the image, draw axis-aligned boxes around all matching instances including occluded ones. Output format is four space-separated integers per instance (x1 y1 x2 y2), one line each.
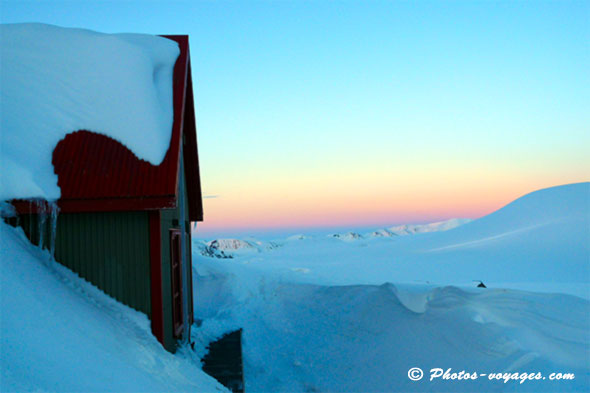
149 210 164 345
17 211 152 316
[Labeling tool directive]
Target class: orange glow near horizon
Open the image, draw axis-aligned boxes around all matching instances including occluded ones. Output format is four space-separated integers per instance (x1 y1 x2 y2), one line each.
195 163 589 233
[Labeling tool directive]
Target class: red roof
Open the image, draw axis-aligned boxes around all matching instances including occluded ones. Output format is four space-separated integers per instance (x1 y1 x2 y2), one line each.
13 35 203 222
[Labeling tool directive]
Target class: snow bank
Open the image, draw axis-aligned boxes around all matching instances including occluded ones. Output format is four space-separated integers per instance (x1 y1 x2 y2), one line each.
195 255 590 392
0 221 225 393
0 23 179 201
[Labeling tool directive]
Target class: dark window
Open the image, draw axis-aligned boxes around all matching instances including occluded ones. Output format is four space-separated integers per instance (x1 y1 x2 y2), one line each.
170 229 183 337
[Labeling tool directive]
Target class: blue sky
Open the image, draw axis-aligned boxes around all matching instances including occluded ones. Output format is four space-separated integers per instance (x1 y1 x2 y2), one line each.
2 1 588 236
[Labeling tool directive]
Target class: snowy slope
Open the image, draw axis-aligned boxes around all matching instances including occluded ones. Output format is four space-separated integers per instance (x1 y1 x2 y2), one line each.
0 222 226 393
405 182 590 296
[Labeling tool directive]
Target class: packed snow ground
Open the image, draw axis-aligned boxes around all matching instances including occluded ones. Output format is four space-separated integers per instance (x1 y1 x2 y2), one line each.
194 263 589 392
0 23 178 201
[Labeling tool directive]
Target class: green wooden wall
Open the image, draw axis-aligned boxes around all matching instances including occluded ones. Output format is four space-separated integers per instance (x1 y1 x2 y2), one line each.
12 144 195 354
17 211 152 317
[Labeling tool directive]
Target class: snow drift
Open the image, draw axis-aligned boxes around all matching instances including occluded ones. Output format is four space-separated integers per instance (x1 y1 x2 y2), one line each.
0 222 225 392
195 256 590 392
0 23 179 201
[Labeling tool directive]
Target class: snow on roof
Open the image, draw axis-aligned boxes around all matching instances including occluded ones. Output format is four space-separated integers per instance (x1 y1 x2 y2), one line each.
0 23 179 201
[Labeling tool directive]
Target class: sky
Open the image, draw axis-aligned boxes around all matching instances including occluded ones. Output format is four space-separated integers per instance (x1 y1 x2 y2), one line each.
1 0 588 237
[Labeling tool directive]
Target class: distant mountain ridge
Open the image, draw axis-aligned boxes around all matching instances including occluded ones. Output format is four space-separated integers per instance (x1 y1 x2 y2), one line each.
387 218 472 236
196 217 473 256
328 218 473 241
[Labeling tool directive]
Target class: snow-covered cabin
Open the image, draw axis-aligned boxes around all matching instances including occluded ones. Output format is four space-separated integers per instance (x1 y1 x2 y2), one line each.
3 27 202 353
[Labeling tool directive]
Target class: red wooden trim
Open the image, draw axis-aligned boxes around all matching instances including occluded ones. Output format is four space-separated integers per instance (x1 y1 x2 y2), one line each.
11 196 177 215
183 62 204 222
149 210 164 346
8 199 57 215
58 197 177 213
169 228 184 338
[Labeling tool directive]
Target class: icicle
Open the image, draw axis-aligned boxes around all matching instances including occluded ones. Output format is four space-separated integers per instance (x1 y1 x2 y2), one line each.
48 201 59 259
36 200 47 250
28 200 36 245
27 199 59 259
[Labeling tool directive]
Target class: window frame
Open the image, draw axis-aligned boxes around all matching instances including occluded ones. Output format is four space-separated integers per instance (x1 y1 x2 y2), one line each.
169 228 183 338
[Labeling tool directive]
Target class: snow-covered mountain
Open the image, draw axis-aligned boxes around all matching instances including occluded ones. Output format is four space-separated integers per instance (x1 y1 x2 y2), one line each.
329 231 364 241
208 238 256 251
197 218 473 251
387 218 472 235
326 218 472 240
286 234 308 241
366 228 396 237
196 237 282 258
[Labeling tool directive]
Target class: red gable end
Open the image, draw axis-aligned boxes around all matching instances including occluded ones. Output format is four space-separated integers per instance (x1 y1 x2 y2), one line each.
12 35 203 222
